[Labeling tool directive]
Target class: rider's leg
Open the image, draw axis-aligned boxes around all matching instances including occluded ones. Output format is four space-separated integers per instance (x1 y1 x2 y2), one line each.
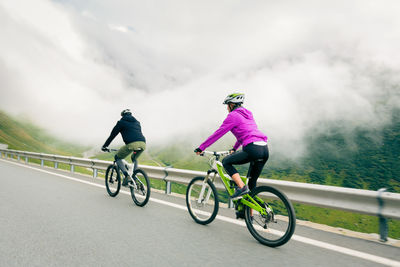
116 144 135 185
231 173 245 188
244 143 269 186
247 160 267 217
115 143 132 176
248 160 267 188
222 151 250 188
129 141 146 172
245 144 269 216
115 155 129 176
222 151 251 199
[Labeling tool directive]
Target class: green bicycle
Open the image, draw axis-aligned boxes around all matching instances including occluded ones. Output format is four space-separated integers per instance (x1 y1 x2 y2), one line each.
185 151 296 247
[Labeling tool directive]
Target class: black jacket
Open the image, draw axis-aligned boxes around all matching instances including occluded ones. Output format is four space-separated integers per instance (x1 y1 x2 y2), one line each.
103 115 146 147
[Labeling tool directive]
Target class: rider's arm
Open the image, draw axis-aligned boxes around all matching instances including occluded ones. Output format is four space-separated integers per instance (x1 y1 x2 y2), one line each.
233 140 241 151
198 113 237 151
103 122 121 148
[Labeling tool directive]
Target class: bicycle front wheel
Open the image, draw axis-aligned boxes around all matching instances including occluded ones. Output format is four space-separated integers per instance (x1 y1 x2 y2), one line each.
186 176 219 225
130 169 151 207
244 186 296 247
105 164 121 197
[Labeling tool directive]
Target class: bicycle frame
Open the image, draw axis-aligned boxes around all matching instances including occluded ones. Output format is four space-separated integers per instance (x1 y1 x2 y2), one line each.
120 159 137 177
201 151 269 216
107 149 142 188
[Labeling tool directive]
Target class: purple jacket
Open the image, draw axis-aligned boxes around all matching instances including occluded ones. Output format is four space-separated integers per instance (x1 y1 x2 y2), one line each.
199 107 268 151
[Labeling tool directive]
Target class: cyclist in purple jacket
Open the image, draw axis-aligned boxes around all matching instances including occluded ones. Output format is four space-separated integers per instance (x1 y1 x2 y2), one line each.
194 93 269 200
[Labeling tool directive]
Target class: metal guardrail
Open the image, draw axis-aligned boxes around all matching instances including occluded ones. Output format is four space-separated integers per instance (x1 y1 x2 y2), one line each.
1 148 399 241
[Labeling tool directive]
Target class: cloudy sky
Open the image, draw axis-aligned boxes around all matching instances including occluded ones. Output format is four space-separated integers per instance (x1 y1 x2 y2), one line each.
1 0 400 157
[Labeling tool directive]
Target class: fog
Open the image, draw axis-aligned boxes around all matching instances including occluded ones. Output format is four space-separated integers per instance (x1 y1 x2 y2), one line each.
1 0 400 158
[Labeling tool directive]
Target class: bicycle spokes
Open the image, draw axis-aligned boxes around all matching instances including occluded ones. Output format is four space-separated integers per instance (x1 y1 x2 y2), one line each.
131 177 146 196
109 169 115 183
186 176 219 225
244 186 296 247
130 169 151 207
105 164 121 197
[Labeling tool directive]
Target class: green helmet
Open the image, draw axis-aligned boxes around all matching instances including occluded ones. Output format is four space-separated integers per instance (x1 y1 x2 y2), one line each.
223 93 245 105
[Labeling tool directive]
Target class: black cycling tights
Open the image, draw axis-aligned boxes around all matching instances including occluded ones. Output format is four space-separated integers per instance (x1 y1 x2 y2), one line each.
222 143 269 191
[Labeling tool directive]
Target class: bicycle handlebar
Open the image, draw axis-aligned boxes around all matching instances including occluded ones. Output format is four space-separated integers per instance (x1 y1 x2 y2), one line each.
200 150 230 157
103 148 118 153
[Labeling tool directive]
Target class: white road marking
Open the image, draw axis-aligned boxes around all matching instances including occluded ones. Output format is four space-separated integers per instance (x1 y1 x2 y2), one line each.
1 158 399 267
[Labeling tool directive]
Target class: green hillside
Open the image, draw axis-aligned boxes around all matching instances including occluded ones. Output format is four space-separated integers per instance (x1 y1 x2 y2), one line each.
0 110 86 156
273 108 400 193
146 109 400 194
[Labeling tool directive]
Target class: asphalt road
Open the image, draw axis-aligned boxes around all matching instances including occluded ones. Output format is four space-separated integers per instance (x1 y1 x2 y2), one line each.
0 159 399 266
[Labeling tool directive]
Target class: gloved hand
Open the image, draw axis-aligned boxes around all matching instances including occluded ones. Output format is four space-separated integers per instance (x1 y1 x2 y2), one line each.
101 146 108 152
194 148 202 155
229 148 236 154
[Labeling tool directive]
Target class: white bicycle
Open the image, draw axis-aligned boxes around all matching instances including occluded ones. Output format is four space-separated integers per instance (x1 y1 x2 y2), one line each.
104 149 151 207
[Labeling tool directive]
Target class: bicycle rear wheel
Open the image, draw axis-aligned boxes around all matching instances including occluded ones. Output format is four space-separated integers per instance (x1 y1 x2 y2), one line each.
130 169 151 207
244 186 296 247
105 164 121 197
186 176 219 225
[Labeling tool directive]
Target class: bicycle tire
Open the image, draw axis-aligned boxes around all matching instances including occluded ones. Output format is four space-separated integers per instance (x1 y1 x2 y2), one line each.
186 176 219 225
130 169 151 207
244 186 296 247
105 164 121 197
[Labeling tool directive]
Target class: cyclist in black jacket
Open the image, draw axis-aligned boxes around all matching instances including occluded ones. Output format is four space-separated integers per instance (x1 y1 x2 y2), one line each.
102 109 146 186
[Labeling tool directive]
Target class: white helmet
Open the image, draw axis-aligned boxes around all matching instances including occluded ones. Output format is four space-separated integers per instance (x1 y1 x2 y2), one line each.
121 109 131 116
223 93 245 105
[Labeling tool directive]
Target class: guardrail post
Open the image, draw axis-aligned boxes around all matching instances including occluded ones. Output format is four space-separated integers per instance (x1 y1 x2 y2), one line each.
163 166 172 194
91 161 98 178
165 181 172 194
54 162 58 169
69 158 74 173
25 156 29 164
41 159 44 167
377 188 388 242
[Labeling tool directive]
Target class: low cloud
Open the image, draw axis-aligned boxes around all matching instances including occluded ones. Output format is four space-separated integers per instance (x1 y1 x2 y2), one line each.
1 0 399 159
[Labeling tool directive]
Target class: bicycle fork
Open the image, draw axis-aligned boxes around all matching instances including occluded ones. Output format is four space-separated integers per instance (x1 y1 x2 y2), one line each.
197 172 217 205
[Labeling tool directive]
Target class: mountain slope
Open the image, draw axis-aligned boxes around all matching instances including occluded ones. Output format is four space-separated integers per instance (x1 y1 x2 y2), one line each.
298 108 400 193
0 110 85 156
